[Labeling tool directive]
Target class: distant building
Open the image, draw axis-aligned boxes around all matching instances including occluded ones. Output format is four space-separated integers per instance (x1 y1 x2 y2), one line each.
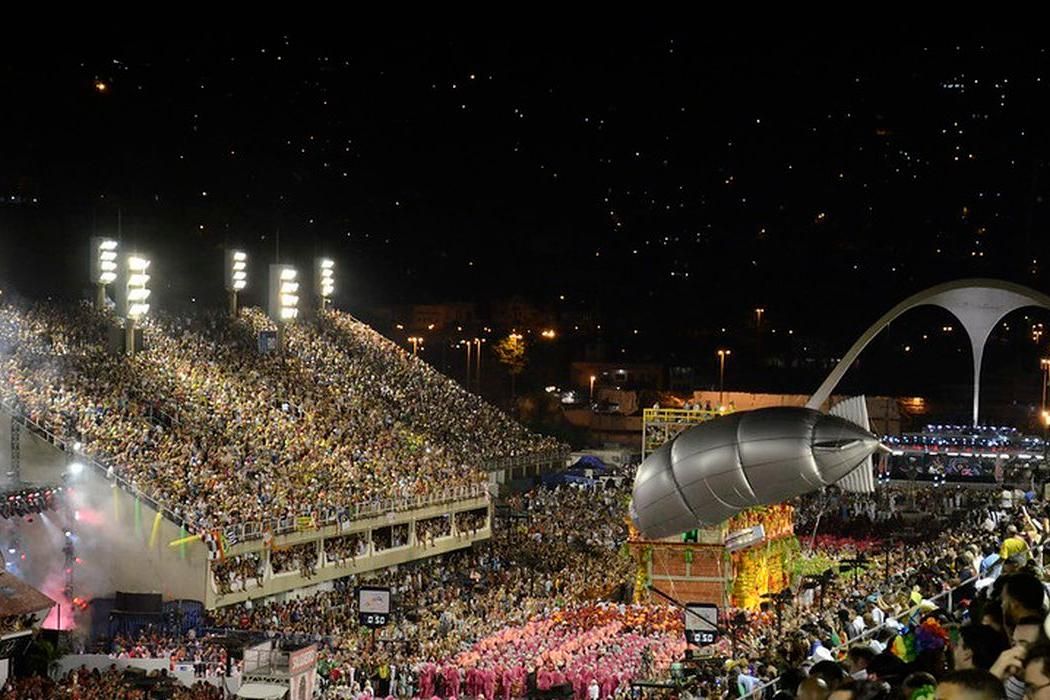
408 303 478 332
491 297 555 332
571 362 664 391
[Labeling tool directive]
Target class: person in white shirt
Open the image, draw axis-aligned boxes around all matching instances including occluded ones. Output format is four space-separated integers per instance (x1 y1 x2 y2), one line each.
588 679 600 700
848 612 866 640
811 639 834 662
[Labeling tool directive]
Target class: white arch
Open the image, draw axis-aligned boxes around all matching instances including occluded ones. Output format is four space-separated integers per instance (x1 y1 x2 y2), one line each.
806 278 1050 425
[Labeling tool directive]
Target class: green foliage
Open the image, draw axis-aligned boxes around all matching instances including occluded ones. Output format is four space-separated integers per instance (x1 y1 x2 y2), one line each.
493 334 527 375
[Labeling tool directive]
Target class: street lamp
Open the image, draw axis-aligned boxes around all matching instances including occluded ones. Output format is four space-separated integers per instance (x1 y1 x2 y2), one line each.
225 250 247 317
461 338 472 384
315 257 335 310
408 337 422 356
1041 358 1050 416
589 374 597 402
473 337 484 390
117 254 151 355
268 264 299 352
754 308 764 328
717 349 732 408
90 237 118 309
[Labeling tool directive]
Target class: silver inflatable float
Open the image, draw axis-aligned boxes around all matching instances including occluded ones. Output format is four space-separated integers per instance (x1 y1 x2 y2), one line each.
630 406 880 539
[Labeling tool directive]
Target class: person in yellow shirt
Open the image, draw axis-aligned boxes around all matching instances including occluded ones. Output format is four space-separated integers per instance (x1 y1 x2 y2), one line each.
1000 526 1029 573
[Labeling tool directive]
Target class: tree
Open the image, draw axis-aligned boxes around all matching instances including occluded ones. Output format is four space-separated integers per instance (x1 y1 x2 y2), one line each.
493 333 527 399
26 637 62 678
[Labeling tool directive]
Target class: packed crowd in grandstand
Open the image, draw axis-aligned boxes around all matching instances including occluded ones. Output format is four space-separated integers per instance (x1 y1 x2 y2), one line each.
0 301 561 535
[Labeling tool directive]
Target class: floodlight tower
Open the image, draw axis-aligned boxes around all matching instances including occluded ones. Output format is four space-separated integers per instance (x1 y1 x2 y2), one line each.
268 264 299 352
315 257 335 311
117 253 151 354
225 250 248 317
89 237 119 309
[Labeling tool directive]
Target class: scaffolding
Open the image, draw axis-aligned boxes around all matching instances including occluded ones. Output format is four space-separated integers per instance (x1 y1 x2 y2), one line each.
642 408 726 459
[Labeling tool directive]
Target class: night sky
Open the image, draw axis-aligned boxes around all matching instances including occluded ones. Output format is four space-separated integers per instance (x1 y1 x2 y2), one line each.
4 34 1050 408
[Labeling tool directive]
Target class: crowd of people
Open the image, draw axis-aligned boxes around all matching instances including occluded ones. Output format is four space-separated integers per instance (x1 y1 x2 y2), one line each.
12 475 1050 699
0 301 562 537
687 485 1050 700
211 553 264 594
197 481 634 697
48 481 1034 700
0 666 224 699
14 300 1050 699
271 542 320 578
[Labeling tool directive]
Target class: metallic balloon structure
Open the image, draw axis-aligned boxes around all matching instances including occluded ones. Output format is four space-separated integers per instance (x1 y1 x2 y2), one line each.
630 407 881 540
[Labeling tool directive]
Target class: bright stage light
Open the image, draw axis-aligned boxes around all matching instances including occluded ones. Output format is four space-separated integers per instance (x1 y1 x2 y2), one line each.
68 462 84 476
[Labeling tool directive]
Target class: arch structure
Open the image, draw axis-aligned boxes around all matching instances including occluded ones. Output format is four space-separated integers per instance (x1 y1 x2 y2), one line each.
806 279 1050 426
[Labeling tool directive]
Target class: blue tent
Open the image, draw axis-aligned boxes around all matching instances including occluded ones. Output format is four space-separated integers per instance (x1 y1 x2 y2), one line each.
541 472 596 487
569 455 609 472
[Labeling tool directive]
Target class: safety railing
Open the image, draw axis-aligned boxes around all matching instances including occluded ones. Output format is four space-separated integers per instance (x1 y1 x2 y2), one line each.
484 449 570 473
219 483 490 544
739 677 780 700
643 407 726 423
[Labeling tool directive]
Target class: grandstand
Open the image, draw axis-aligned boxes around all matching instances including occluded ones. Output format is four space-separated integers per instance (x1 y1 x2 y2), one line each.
0 300 564 610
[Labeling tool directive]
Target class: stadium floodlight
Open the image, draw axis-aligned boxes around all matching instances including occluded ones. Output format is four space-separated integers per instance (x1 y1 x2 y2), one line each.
114 253 151 354
123 255 151 320
269 264 300 323
225 249 248 316
90 237 119 308
315 257 335 309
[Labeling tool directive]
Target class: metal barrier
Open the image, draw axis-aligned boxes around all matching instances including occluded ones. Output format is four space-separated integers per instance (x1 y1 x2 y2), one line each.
219 483 491 543
483 450 570 473
642 407 726 422
739 677 780 700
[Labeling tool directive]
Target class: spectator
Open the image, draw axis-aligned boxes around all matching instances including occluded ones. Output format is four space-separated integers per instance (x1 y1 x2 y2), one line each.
936 669 1006 700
